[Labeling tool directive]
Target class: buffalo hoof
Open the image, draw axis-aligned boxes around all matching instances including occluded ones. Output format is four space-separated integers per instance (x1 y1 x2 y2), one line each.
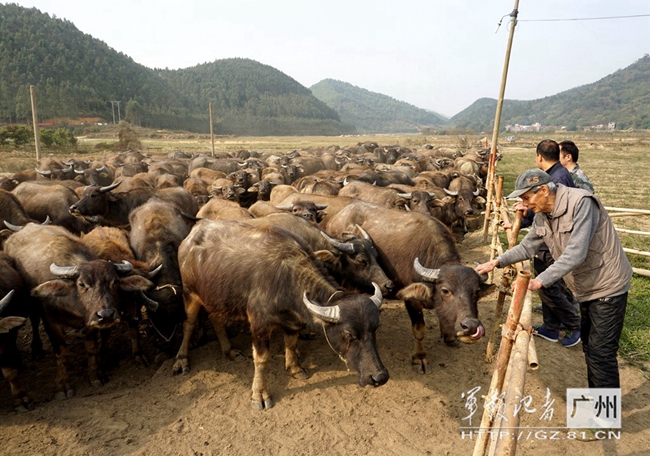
14 396 35 412
55 388 75 401
290 368 309 380
411 358 432 375
226 349 246 362
251 397 274 411
172 358 189 375
133 354 149 368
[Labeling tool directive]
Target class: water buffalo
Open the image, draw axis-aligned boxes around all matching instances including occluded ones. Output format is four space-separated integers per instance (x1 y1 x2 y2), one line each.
70 182 198 227
0 253 33 411
3 224 153 399
326 200 494 374
174 219 389 409
244 213 394 295
128 200 192 352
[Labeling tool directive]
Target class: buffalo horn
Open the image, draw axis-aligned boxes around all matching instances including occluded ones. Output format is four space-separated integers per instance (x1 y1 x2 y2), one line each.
3 220 23 232
50 263 80 279
320 231 355 254
404 205 411 211
62 166 73 173
148 264 163 278
96 165 105 172
139 291 159 312
113 260 134 273
355 224 372 241
275 204 294 211
74 168 85 174
42 215 51 225
0 289 15 315
473 188 481 197
34 167 51 175
315 204 328 210
99 181 122 193
369 282 383 308
302 292 340 323
413 257 440 281
443 188 459 197
397 193 412 199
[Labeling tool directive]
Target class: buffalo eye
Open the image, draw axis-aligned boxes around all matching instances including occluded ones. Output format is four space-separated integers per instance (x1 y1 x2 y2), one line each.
440 287 451 296
344 330 357 342
77 280 88 289
358 258 369 267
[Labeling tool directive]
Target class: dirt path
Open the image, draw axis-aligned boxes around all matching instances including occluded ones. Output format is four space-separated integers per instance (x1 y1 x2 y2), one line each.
1 232 649 456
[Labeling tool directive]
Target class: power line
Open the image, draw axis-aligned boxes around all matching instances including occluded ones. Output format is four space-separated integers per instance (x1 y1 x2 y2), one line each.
519 13 650 22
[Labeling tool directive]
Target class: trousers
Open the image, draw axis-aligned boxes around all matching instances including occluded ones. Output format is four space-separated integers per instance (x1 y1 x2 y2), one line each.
534 247 581 331
580 293 627 388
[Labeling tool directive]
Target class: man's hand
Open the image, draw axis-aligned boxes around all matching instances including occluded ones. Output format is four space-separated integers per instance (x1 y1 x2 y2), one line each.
528 278 543 291
475 259 500 275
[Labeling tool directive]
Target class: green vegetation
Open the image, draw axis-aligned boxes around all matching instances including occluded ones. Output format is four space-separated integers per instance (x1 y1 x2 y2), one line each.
0 4 353 136
451 55 650 132
310 79 447 133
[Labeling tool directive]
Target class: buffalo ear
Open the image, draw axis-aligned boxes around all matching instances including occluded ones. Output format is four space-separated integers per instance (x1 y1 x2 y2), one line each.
473 196 486 204
119 275 154 292
313 250 338 264
478 283 496 300
0 316 27 333
32 280 75 298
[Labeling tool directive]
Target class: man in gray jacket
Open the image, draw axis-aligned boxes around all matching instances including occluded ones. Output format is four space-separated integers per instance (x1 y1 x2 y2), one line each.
475 169 632 388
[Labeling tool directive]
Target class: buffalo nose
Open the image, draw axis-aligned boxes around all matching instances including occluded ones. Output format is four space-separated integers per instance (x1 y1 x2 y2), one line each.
384 281 395 293
69 204 78 213
460 318 480 334
371 370 389 387
466 208 474 215
97 308 115 321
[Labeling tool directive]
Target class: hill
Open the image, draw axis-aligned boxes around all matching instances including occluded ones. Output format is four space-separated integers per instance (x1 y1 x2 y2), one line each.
450 55 650 132
0 3 354 136
310 79 447 133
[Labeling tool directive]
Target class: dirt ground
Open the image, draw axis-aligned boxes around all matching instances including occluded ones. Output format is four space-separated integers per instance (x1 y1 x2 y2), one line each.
1 231 649 456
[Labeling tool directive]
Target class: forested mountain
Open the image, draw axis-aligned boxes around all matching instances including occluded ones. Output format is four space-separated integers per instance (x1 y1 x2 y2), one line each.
0 3 354 135
450 55 650 132
310 79 447 133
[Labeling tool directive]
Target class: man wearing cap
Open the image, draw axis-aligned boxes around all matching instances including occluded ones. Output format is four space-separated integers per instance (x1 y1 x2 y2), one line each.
475 168 632 388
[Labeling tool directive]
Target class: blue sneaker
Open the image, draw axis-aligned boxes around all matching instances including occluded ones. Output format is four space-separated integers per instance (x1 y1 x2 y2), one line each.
533 325 559 342
561 329 581 348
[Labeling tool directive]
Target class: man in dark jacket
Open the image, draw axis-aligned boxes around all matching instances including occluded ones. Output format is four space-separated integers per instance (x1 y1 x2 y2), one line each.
476 168 631 388
514 140 581 347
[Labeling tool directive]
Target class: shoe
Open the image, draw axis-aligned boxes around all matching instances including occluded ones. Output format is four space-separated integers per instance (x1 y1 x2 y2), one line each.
533 325 559 342
561 329 581 347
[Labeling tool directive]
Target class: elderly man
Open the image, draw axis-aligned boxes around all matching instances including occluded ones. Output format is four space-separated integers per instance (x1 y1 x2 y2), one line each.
476 169 632 388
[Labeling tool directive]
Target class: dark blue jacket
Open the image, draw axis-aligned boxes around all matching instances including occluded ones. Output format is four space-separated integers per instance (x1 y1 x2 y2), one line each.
521 162 576 228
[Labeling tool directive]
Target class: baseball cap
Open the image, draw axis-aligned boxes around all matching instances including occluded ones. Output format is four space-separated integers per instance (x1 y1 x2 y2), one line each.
507 169 552 199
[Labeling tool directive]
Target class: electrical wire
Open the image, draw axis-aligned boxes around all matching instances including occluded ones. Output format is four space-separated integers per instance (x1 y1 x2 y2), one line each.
519 13 650 22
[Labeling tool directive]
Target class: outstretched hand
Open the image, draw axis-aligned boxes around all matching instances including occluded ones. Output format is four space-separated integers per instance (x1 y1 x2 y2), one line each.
475 259 499 275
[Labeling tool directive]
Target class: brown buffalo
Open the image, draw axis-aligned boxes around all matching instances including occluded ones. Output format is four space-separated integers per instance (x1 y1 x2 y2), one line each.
173 219 389 410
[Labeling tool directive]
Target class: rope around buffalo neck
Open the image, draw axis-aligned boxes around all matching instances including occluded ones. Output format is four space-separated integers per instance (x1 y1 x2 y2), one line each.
149 318 178 343
322 324 350 371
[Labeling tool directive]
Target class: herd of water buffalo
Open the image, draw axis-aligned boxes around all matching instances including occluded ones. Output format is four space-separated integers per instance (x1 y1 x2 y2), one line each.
0 141 497 411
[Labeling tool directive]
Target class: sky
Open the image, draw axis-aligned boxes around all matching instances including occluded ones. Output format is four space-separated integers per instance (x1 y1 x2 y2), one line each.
6 0 650 117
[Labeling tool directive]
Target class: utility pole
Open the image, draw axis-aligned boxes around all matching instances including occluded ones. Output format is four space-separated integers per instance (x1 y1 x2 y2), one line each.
482 2 520 242
209 102 215 157
30 85 42 161
110 101 121 124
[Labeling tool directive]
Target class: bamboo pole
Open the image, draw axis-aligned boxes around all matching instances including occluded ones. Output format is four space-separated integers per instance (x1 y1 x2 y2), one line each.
527 336 539 370
482 1 520 242
616 228 650 236
489 177 505 277
605 206 650 215
473 270 530 456
209 102 215 158
623 247 650 257
632 268 650 278
609 212 647 218
30 85 41 162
